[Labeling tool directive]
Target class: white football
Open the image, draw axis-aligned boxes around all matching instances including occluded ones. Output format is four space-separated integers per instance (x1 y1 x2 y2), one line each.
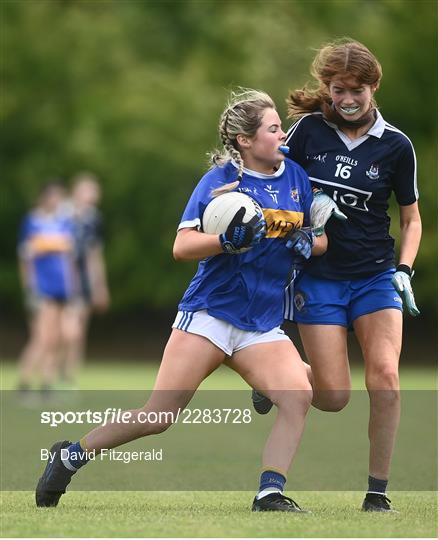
202 191 264 235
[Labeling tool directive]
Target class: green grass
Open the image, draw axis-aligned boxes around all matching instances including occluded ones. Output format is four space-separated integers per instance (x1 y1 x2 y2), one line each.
1 360 436 390
1 491 437 538
1 361 436 537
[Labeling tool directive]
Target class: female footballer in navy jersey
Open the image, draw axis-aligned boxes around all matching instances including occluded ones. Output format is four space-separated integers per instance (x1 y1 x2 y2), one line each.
36 89 326 512
253 39 422 512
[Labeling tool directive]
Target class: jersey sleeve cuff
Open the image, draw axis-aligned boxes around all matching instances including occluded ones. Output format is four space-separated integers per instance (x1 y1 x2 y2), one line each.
178 218 201 231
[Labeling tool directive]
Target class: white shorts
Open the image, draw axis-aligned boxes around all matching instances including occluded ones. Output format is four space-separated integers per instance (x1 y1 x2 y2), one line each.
172 310 290 356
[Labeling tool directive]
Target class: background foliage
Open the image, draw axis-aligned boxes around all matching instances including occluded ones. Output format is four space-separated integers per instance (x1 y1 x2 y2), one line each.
2 0 437 317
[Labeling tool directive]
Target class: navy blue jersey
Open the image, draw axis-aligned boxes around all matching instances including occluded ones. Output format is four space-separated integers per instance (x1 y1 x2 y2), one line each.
285 111 418 279
178 159 313 332
60 202 104 300
74 207 103 300
74 207 103 257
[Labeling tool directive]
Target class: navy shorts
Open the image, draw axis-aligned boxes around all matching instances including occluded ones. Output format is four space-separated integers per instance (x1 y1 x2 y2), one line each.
290 269 403 328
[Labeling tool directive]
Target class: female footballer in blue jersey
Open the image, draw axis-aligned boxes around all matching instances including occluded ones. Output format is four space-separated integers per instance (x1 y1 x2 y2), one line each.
253 40 422 512
36 89 327 512
17 181 78 393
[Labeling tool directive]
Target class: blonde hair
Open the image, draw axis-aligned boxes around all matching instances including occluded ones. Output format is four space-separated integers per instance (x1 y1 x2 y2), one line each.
287 38 382 120
210 88 275 197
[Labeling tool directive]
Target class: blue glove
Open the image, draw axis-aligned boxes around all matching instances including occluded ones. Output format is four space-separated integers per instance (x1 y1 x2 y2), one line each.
219 207 266 254
391 265 420 317
311 190 347 236
286 228 314 260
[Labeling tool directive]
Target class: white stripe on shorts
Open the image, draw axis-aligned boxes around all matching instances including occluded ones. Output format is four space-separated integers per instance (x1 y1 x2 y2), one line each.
176 310 194 331
172 310 290 356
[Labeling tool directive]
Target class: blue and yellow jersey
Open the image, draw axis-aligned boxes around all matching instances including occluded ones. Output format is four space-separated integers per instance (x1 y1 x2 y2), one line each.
177 159 313 332
18 209 77 301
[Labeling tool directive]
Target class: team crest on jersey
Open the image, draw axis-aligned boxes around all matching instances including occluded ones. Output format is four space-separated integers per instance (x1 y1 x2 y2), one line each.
366 163 380 180
294 292 305 312
290 188 299 202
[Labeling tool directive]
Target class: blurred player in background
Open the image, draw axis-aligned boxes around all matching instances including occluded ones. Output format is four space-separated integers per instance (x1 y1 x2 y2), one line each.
59 172 110 388
36 88 327 512
17 180 77 395
252 39 422 512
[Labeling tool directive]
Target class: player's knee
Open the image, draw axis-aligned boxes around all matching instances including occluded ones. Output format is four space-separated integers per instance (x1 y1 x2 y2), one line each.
314 389 350 412
136 420 172 437
64 324 83 344
366 365 400 391
136 408 175 436
273 384 313 414
144 421 173 436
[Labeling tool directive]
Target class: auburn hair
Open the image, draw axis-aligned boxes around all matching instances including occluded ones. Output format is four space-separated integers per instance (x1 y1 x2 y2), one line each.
287 38 382 120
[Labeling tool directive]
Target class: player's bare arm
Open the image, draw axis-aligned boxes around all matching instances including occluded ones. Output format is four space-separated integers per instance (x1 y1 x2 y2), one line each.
173 227 223 261
398 202 422 269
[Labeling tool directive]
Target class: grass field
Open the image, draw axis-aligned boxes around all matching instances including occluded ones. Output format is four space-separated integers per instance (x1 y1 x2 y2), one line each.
1 360 437 390
1 490 436 538
1 360 437 538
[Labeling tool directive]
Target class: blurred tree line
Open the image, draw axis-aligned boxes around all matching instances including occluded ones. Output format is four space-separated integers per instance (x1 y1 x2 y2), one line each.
2 0 437 317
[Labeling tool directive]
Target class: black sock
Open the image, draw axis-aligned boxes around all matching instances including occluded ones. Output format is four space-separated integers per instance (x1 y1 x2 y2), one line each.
368 475 388 495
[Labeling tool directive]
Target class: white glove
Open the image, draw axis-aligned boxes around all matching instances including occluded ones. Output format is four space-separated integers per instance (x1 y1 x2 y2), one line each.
310 190 347 236
391 265 420 317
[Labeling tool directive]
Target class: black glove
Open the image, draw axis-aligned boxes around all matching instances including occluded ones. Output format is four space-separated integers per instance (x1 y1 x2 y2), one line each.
285 228 314 259
219 207 266 254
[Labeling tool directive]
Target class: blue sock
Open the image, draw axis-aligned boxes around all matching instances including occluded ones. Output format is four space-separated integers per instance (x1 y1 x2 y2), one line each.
368 475 388 495
257 469 286 499
61 441 89 472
